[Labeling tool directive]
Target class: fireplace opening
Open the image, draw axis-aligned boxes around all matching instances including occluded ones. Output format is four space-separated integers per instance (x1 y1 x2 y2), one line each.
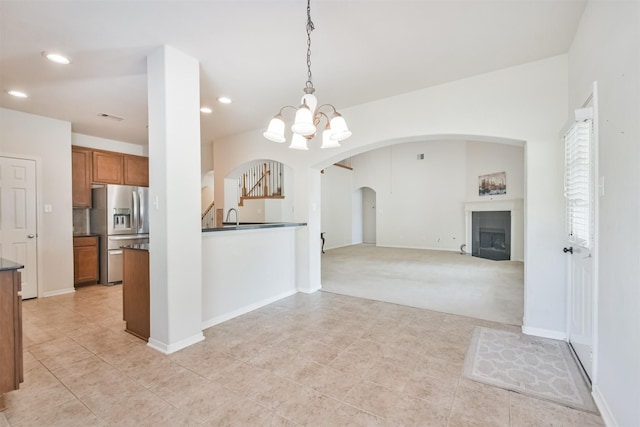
472 211 511 261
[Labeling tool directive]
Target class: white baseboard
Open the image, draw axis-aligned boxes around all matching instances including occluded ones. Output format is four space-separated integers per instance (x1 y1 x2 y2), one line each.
521 325 566 340
201 289 297 330
42 287 76 298
147 332 205 355
379 244 460 252
298 285 320 294
592 385 618 427
323 242 354 251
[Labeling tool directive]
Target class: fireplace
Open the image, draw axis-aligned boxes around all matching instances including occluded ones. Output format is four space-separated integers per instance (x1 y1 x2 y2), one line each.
472 211 511 260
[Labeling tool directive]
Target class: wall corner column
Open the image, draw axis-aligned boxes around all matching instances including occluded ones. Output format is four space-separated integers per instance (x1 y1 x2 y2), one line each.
147 45 204 353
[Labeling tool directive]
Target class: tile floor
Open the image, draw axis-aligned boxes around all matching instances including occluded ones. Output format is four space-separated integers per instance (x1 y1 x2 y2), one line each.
1 285 604 426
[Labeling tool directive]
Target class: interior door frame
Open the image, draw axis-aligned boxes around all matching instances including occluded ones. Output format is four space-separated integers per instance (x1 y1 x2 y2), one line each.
565 82 599 385
0 153 43 299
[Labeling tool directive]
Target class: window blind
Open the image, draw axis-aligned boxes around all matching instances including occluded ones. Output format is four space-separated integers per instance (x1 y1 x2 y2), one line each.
564 119 593 248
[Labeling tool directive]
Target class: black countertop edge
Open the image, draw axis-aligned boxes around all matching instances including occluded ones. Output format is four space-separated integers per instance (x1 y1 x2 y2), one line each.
121 243 150 251
202 222 307 233
0 258 24 271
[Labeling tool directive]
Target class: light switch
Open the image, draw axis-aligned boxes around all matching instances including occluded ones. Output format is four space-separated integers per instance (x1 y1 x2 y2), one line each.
44 204 52 213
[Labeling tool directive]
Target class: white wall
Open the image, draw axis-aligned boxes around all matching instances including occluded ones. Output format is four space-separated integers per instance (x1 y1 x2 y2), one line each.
351 188 363 244
201 228 298 327
201 170 214 213
72 133 147 156
465 140 524 202
0 108 74 297
201 140 213 177
568 1 640 426
214 55 568 332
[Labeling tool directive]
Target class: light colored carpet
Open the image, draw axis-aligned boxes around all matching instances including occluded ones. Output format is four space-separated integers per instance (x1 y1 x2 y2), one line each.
464 327 597 413
321 244 523 325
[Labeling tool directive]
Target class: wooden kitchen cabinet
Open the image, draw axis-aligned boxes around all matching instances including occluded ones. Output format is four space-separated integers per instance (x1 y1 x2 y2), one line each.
92 150 124 184
73 236 99 285
71 147 92 208
124 155 149 187
72 146 148 188
122 247 149 341
0 261 23 394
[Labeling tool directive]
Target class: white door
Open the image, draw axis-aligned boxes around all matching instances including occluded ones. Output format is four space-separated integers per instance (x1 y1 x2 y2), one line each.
362 187 376 244
0 157 38 299
564 99 597 381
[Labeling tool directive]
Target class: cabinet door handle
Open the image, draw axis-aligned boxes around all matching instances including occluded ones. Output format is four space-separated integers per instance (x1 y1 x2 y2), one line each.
563 246 573 254
27 234 35 239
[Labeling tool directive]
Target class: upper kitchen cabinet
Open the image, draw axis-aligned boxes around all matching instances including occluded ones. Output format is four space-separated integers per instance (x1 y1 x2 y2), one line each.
72 147 92 207
73 147 149 188
124 155 149 187
92 150 124 184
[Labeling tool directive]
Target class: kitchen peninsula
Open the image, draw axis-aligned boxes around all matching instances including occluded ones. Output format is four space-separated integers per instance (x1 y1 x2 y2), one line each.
201 222 305 329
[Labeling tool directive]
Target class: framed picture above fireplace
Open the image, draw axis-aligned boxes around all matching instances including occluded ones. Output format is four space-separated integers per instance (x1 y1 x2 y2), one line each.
479 171 506 196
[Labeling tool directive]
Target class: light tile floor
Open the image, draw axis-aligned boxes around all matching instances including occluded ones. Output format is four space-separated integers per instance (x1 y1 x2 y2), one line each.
1 285 604 426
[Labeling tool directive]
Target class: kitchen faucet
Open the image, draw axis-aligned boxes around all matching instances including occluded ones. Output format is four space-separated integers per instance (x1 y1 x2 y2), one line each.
225 208 239 226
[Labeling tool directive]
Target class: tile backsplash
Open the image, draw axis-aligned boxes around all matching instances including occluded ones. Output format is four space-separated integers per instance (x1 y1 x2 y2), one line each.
73 208 90 234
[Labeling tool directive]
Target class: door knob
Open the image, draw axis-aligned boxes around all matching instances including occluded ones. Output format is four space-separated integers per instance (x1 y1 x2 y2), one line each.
27 234 35 239
563 247 573 254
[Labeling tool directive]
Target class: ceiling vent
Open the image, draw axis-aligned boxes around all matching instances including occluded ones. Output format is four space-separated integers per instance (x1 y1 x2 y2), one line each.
98 113 124 122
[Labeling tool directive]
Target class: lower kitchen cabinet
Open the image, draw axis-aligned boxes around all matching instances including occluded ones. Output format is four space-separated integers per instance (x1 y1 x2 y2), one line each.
122 247 149 341
0 260 23 394
73 236 99 285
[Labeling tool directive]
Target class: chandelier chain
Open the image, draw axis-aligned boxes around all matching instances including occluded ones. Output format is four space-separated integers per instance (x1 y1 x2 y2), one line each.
305 0 315 91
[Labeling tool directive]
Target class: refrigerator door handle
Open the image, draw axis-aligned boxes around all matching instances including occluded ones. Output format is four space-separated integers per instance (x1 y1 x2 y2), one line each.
132 190 139 232
136 189 142 233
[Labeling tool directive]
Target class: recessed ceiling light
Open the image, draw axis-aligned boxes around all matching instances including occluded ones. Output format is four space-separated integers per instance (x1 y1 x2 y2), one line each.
217 97 232 104
7 90 28 98
42 51 71 65
200 107 213 114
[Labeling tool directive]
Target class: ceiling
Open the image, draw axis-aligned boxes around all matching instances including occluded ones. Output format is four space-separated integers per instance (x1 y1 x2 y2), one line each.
0 0 586 147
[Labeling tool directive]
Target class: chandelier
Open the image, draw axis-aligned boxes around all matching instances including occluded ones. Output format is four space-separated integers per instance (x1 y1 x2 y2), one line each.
263 0 351 150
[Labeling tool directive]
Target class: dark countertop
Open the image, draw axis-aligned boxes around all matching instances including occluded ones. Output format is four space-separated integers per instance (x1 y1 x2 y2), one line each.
0 258 24 271
202 222 307 233
73 234 100 238
121 244 150 251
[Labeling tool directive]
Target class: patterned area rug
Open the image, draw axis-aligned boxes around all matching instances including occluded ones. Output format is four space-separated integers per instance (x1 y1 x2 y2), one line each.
463 327 598 413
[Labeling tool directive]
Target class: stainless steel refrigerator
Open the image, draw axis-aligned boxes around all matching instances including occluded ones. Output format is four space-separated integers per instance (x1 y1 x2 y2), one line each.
90 185 149 284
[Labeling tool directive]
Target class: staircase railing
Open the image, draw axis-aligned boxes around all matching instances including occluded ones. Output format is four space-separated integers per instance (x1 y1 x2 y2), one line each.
201 201 215 229
240 161 283 205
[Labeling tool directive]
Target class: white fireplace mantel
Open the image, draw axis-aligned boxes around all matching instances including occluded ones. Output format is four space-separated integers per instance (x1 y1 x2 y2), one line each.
464 198 524 261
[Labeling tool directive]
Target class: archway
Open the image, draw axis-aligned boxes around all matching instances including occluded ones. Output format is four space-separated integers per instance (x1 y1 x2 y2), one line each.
319 136 525 325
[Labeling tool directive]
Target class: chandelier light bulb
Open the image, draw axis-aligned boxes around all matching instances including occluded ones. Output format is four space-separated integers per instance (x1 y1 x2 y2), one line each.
291 102 316 136
289 133 309 150
321 125 340 149
263 115 286 143
329 113 352 141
